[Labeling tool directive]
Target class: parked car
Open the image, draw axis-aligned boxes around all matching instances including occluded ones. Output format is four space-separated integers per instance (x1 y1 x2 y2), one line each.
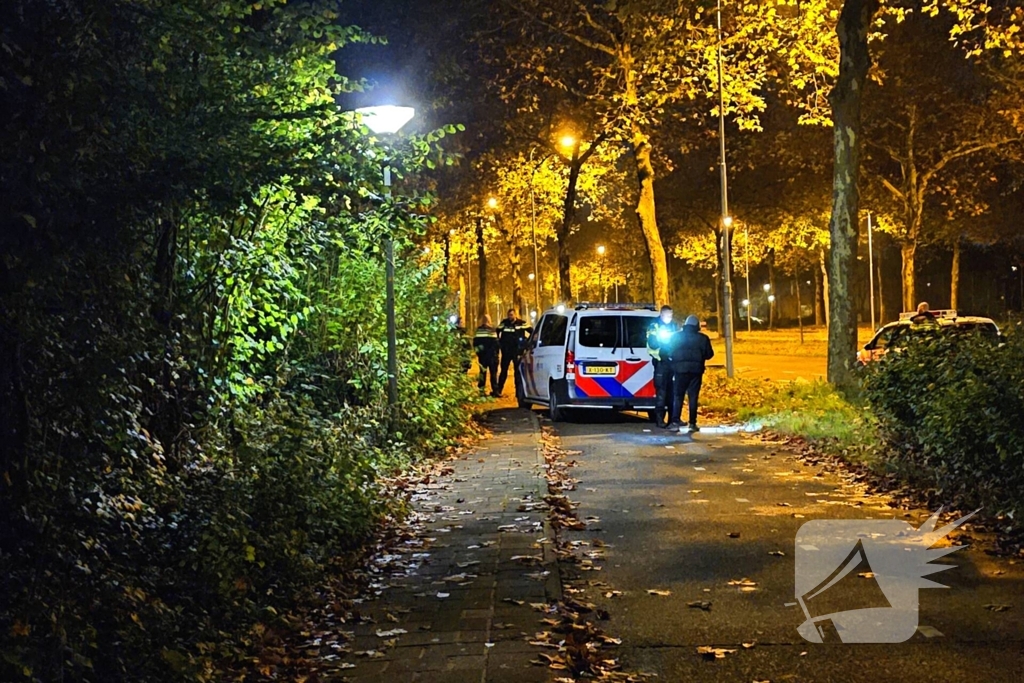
516 303 660 421
856 309 1000 365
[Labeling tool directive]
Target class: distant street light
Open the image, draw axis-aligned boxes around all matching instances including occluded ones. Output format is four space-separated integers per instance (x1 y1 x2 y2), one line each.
559 134 578 152
768 295 776 303
597 245 607 302
763 283 771 293
742 299 750 307
354 104 416 427
528 272 535 281
487 196 499 210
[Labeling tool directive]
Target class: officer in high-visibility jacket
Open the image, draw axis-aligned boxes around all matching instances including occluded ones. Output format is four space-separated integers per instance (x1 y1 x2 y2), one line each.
496 308 531 396
646 305 678 427
473 314 500 397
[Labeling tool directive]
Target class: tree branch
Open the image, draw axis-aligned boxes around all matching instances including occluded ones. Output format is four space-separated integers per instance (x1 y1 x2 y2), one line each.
505 0 617 56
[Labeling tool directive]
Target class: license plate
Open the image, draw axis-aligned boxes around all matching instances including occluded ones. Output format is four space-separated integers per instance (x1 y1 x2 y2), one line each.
583 364 616 375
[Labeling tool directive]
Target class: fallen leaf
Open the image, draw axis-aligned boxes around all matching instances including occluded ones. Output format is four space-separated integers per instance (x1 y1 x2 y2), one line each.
375 628 407 637
727 532 740 538
697 645 737 660
768 550 785 557
984 604 1012 612
687 600 712 611
647 589 672 596
857 572 875 579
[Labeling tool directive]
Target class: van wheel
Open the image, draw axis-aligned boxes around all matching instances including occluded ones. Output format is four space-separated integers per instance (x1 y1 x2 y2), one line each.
548 380 564 422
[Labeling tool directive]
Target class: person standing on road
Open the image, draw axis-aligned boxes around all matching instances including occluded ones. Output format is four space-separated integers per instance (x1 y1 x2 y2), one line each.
646 305 678 428
666 314 714 432
473 314 500 397
495 308 530 396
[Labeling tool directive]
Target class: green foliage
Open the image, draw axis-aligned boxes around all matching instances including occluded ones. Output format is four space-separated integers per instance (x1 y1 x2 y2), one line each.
0 0 472 680
863 329 1024 515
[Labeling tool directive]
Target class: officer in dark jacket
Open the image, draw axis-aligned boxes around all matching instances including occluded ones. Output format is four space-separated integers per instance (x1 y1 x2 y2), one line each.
496 308 531 396
665 314 715 431
473 314 500 396
646 306 678 427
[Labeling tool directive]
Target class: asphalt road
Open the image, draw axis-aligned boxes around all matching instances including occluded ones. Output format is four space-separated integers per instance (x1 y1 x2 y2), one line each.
545 409 1024 682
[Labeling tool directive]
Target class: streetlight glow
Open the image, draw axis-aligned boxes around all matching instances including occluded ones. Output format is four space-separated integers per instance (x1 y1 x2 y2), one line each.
768 294 776 303
763 283 771 292
486 196 499 210
742 299 750 307
354 105 416 135
559 134 577 151
528 273 535 281
597 245 606 256
723 216 733 228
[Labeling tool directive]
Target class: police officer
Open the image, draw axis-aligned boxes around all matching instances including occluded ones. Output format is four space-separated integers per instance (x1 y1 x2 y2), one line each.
496 308 531 396
473 314 500 396
666 314 715 432
646 305 678 428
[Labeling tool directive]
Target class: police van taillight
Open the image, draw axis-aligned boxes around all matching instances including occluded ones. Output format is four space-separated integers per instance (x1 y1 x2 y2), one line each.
565 349 575 377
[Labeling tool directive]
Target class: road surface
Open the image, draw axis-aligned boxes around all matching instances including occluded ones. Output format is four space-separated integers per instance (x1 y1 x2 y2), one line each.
545 410 1023 682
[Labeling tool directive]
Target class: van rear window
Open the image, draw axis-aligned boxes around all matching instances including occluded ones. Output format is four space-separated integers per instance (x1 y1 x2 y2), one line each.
578 316 618 348
623 316 651 349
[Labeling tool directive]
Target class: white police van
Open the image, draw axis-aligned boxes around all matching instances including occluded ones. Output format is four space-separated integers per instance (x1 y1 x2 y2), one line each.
515 303 660 421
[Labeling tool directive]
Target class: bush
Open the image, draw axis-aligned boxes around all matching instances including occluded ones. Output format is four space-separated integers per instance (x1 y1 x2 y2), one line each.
864 329 1024 515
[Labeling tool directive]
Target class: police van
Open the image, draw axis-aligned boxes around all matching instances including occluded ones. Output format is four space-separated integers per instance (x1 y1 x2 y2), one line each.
515 303 660 421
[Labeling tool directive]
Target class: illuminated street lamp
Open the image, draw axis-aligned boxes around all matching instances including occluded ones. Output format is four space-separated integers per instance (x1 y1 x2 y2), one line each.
763 283 771 293
355 104 415 427
597 245 607 302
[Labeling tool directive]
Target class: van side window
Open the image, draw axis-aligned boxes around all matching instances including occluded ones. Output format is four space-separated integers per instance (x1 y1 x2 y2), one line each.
539 315 568 347
578 315 619 348
623 316 650 349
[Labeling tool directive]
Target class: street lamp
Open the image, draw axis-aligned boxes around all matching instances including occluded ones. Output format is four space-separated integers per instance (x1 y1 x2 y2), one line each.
355 104 415 427
716 0 735 378
597 245 607 302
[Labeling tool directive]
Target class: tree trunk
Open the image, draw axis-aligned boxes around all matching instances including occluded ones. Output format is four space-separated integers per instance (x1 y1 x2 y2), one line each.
713 230 723 335
476 216 487 322
557 144 581 304
814 266 824 326
877 240 886 324
509 241 522 315
631 125 670 307
819 249 830 330
900 242 916 312
826 0 876 386
950 238 960 311
768 254 776 330
795 262 805 343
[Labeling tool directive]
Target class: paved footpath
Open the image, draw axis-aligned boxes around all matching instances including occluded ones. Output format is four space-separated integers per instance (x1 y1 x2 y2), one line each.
339 404 558 683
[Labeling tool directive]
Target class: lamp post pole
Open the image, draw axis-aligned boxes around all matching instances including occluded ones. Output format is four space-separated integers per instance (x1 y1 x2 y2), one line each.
717 0 735 378
382 167 399 415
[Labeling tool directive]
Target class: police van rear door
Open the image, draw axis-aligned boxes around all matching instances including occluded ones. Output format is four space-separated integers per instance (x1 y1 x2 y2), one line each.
570 312 656 401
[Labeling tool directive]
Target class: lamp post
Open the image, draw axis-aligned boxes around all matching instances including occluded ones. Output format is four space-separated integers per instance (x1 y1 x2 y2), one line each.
597 245 606 302
717 0 735 378
354 105 415 424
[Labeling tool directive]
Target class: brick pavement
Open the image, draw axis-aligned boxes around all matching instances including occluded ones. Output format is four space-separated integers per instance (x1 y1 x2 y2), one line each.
339 404 558 683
